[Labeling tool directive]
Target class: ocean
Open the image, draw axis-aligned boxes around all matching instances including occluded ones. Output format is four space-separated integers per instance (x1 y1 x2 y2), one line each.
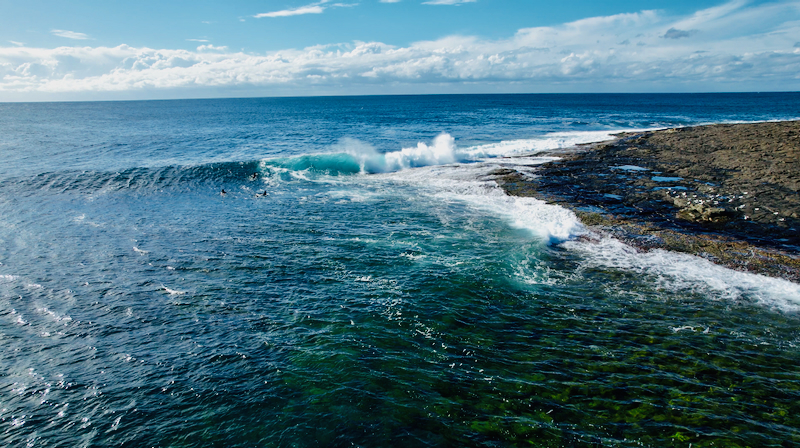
1 93 799 447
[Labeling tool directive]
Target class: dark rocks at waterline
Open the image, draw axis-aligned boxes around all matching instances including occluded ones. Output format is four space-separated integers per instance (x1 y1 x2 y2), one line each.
496 120 800 282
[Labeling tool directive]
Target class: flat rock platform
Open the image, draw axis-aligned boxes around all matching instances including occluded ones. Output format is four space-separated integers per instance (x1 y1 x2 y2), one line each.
496 121 800 282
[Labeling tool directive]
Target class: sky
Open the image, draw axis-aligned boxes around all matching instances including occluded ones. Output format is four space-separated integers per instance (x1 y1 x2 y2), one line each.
1 0 799 101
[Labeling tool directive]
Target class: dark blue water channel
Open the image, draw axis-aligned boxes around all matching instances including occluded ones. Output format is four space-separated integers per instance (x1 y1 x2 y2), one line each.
1 94 800 447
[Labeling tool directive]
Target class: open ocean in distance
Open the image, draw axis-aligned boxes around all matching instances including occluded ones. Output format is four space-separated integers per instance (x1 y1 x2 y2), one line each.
1 93 800 447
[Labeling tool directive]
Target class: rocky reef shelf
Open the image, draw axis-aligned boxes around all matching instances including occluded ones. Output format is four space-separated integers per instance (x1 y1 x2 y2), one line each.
496 120 800 282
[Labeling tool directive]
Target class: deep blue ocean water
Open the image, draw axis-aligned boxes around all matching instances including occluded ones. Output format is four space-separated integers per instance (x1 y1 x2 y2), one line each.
1 93 800 447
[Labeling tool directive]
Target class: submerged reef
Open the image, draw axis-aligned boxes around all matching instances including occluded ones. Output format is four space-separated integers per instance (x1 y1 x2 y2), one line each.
496 121 800 282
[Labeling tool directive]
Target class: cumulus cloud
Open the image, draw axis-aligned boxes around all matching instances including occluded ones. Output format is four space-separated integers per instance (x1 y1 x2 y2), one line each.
51 30 90 40
9 41 24 46
196 44 228 51
2 0 799 99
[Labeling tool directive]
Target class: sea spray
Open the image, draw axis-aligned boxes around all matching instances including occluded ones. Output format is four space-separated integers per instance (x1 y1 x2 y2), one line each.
339 133 464 173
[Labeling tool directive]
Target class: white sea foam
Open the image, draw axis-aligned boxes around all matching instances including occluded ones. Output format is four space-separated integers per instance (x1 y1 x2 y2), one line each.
460 130 621 159
73 214 103 227
563 237 800 312
36 307 72 323
335 134 460 173
384 133 459 170
162 285 186 295
385 163 585 243
334 130 621 175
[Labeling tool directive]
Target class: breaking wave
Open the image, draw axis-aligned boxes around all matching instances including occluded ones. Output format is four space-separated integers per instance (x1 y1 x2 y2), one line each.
1 131 621 195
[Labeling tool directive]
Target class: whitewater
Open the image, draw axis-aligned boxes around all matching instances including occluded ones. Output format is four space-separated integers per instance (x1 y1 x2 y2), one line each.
254 129 800 311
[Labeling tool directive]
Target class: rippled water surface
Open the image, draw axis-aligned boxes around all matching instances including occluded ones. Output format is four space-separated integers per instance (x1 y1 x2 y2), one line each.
1 94 800 447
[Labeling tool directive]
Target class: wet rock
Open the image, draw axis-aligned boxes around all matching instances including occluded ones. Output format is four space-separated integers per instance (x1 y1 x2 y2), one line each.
495 120 800 282
671 199 733 223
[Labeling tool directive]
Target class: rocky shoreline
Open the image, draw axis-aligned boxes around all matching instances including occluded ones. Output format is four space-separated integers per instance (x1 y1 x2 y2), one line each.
495 121 800 282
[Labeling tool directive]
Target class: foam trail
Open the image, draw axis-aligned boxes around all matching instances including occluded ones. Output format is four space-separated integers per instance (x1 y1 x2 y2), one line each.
385 164 585 243
162 285 186 295
460 130 622 159
462 190 585 243
564 237 800 312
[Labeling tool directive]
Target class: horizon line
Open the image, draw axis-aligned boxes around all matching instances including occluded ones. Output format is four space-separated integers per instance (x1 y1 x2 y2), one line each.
2 90 800 105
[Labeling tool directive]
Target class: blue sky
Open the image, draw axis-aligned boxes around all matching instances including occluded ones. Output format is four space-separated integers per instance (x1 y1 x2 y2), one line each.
1 0 799 100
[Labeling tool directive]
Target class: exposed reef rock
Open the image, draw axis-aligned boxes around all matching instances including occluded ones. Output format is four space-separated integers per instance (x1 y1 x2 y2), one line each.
495 121 800 282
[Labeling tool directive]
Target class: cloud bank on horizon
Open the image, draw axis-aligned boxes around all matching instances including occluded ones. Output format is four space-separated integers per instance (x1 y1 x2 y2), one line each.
1 0 799 100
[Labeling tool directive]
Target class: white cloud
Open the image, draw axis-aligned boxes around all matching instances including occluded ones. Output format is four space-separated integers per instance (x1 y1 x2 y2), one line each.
254 5 325 18
8 41 24 46
51 30 90 40
186 38 210 43
254 1 356 18
3 0 799 99
197 44 228 51
380 0 402 2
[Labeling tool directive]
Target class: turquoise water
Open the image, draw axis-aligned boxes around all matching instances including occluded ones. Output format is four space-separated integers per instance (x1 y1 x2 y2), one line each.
1 94 800 447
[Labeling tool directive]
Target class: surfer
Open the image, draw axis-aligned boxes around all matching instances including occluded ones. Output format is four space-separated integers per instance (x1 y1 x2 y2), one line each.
221 189 227 196
249 172 259 181
255 190 269 198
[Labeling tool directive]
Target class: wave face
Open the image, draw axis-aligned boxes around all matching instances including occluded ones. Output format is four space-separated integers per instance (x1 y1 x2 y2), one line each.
2 94 800 448
0 160 264 196
261 153 363 176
